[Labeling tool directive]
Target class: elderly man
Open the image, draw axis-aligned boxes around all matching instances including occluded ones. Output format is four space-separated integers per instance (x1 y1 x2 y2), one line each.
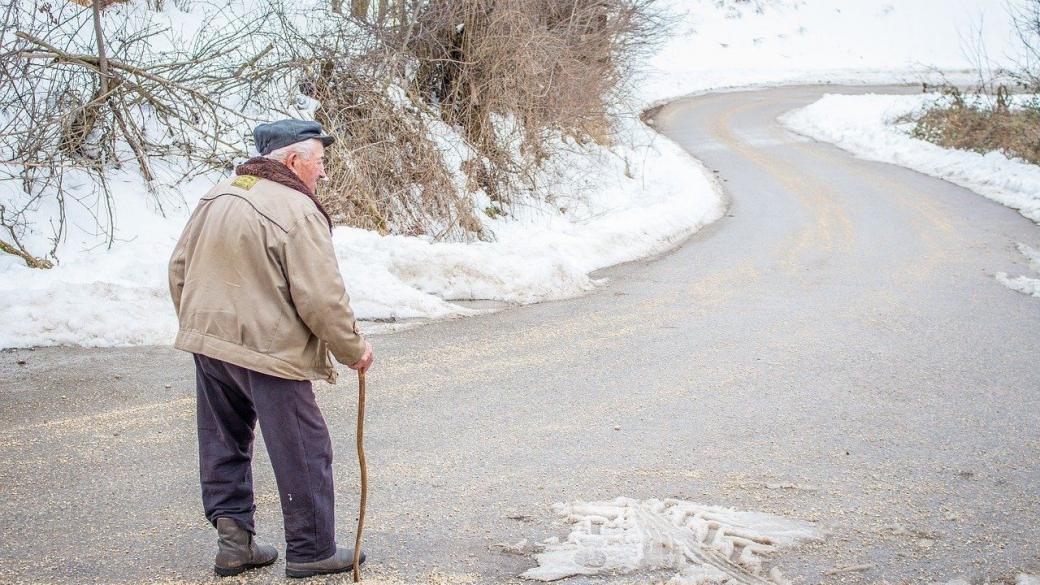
168 120 373 578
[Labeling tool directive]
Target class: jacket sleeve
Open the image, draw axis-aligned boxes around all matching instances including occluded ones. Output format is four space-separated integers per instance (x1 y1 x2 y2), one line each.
169 200 209 317
168 232 188 316
283 214 367 366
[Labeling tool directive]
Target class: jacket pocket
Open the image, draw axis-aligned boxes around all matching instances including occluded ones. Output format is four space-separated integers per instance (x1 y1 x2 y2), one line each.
316 339 332 369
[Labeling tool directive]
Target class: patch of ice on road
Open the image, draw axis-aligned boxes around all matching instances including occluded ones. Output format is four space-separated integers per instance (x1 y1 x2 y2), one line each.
520 497 821 584
997 243 1040 298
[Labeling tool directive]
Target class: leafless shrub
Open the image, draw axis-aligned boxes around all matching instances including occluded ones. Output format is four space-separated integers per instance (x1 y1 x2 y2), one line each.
260 3 484 240
1009 0 1040 91
317 87 486 238
0 0 269 266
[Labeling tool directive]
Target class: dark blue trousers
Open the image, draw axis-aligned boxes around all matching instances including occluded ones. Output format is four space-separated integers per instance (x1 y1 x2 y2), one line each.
194 353 337 563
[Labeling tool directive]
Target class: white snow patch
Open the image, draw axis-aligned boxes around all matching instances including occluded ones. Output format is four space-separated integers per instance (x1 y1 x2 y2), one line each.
997 243 1040 298
520 497 821 584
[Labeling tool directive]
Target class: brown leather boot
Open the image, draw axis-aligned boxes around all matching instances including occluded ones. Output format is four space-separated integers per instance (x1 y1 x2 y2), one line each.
213 517 278 577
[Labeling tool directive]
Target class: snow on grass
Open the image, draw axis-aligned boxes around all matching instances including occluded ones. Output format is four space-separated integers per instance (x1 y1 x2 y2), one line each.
778 93 1040 225
521 497 821 584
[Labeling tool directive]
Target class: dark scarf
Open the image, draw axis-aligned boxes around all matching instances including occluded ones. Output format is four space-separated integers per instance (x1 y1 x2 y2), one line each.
234 157 332 232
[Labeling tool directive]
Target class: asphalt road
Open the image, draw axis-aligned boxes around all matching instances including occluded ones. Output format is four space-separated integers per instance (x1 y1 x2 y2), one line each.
2 84 1039 585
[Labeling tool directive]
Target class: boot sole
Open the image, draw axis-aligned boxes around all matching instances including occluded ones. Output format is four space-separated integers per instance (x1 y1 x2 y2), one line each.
285 556 365 579
214 557 278 577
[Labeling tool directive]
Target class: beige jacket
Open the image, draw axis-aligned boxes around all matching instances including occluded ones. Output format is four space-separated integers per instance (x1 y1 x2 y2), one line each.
168 174 365 384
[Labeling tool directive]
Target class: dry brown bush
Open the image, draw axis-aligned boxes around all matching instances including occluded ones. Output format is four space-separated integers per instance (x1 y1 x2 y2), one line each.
905 85 1040 165
271 7 486 240
283 0 663 241
310 70 484 239
408 0 661 209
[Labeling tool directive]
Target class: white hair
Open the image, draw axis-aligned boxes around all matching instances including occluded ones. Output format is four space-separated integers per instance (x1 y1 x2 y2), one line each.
265 138 321 162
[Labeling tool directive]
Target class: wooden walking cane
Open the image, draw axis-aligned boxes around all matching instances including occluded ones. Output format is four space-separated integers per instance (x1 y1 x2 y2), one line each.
353 369 367 582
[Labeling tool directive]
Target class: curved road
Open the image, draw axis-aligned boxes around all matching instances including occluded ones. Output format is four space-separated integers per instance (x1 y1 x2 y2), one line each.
2 85 1039 584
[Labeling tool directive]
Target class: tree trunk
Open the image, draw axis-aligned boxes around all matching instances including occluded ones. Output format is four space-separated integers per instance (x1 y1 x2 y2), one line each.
91 0 109 96
351 0 370 19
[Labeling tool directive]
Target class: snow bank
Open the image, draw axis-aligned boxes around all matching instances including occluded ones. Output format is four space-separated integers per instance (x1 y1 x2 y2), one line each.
642 0 1027 105
0 117 722 348
521 497 821 584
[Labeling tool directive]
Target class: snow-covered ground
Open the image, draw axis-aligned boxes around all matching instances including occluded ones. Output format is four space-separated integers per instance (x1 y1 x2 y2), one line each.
0 0 1031 348
779 92 1040 297
644 0 1026 104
